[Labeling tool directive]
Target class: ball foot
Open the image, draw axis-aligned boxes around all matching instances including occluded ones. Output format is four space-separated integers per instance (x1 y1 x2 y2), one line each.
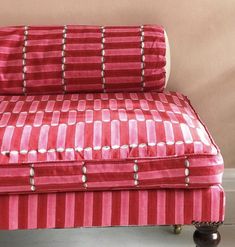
193 222 222 247
173 224 182 234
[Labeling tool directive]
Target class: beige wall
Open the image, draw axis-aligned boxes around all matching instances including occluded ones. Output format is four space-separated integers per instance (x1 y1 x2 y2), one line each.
1 0 235 167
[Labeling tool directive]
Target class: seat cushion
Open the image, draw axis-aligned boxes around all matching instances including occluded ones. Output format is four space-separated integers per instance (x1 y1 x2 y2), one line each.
0 91 223 193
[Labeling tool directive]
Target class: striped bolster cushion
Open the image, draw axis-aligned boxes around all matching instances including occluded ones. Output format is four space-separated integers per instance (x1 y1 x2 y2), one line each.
0 25 170 95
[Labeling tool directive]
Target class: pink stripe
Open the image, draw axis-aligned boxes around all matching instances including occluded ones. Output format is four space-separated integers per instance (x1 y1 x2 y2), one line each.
67 33 101 39
190 174 223 183
83 192 93 227
146 120 156 145
29 29 62 35
150 110 162 122
75 122 84 149
139 168 184 180
16 112 27 127
138 190 148 225
46 193 56 228
193 190 202 221
88 180 133 188
106 27 140 32
105 36 141 43
106 62 141 70
134 109 145 121
66 70 101 78
157 190 166 225
64 193 75 228
0 167 29 177
129 119 138 146
28 194 38 229
118 109 127 121
9 195 19 230
61 100 71 112
66 56 101 63
175 191 184 224
0 186 30 193
164 121 174 144
38 125 49 151
0 101 9 114
12 101 24 113
105 76 141 84
111 120 120 148
85 110 93 123
166 111 179 123
20 125 32 152
33 111 44 127
105 48 140 56
93 121 102 149
68 110 77 125
35 175 82 185
27 39 62 46
87 163 133 173
26 64 61 73
29 101 39 113
102 192 112 226
27 79 62 88
67 43 101 50
180 123 193 143
56 124 67 149
45 100 55 112
0 112 11 127
211 188 220 221
120 191 130 225
1 126 14 152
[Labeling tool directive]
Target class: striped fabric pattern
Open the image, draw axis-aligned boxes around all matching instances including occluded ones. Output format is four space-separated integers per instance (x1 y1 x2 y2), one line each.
0 25 166 95
0 186 225 230
0 91 223 193
0 154 224 194
0 91 219 162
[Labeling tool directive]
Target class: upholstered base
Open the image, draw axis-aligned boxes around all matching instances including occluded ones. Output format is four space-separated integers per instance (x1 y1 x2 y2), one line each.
0 185 224 230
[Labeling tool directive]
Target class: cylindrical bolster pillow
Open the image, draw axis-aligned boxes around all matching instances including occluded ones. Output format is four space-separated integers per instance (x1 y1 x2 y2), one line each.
0 25 170 95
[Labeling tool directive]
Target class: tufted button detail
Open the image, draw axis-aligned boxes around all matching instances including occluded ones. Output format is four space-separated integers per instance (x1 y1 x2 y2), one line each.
82 175 87 183
184 159 190 167
185 168 190 176
31 185 36 191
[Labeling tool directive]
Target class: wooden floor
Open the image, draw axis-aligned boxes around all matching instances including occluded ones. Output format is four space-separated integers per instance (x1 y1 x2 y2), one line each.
0 225 234 247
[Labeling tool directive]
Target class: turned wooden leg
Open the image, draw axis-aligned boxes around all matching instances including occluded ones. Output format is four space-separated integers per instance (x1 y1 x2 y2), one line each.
193 222 222 247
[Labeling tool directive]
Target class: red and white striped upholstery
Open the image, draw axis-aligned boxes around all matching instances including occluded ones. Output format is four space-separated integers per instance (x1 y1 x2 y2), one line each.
0 24 225 231
0 91 223 193
0 25 167 95
0 186 225 230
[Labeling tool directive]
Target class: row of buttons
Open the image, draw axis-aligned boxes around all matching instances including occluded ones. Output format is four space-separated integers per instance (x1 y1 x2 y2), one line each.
28 158 190 191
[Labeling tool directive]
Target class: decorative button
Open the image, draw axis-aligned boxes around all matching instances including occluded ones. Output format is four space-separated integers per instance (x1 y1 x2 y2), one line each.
185 168 190 176
185 159 190 167
82 175 87 183
133 164 138 172
82 166 87 174
31 185 36 191
134 180 139 186
134 173 139 180
30 167 35 177
185 177 190 184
